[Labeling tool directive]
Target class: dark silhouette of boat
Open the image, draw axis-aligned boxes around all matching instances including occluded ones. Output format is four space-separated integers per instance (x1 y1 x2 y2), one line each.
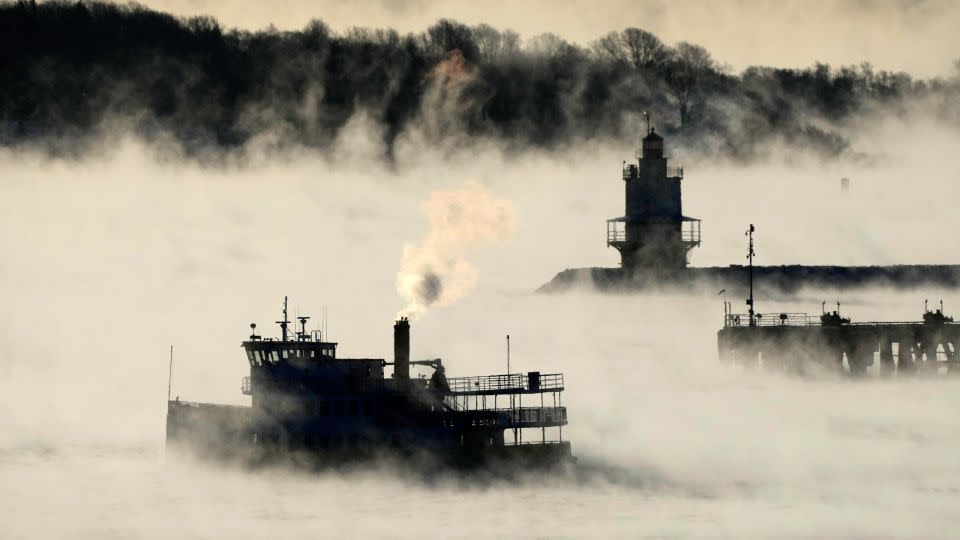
166 298 573 471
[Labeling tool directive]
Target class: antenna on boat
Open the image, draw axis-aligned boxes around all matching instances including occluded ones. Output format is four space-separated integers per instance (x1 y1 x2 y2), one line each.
746 224 756 327
298 316 310 341
277 296 290 341
167 345 173 402
506 334 511 375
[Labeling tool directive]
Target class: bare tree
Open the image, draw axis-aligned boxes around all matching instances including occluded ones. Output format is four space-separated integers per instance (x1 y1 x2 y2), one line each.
590 31 623 62
423 19 479 61
500 30 520 59
344 26 376 44
621 28 667 69
590 28 667 70
471 23 520 63
665 41 714 127
526 32 570 57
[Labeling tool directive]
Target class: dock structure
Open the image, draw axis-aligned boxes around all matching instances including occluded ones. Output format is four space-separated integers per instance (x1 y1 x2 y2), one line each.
716 226 960 376
718 304 960 375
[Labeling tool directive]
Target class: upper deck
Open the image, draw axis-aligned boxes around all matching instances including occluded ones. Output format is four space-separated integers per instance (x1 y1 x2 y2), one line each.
445 372 564 396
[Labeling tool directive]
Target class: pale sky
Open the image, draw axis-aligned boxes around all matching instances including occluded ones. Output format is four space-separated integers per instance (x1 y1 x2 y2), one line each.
144 0 960 78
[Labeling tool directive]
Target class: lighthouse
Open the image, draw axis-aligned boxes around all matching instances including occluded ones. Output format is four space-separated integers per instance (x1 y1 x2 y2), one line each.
606 127 701 273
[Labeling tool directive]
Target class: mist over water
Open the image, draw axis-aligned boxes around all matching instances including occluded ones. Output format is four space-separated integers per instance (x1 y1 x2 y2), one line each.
3 112 960 536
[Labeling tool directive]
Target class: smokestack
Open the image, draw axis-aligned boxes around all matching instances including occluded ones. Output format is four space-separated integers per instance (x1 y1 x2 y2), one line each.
394 318 410 379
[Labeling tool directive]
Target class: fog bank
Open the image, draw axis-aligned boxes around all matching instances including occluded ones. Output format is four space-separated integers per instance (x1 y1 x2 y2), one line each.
2 107 960 537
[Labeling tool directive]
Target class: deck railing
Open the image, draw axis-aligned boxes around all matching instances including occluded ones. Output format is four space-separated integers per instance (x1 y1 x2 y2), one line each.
607 219 626 244
724 312 815 328
445 373 564 395
723 312 960 329
502 406 566 425
441 406 567 428
682 220 701 244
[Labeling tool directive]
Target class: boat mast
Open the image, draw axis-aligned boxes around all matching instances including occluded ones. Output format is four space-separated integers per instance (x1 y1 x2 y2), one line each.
277 296 290 341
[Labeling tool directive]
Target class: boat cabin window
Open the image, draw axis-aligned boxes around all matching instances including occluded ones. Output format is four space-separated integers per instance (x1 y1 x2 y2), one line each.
280 347 325 359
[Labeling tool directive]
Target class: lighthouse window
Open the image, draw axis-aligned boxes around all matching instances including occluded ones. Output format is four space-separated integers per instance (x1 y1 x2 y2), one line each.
362 400 373 416
334 400 344 416
319 400 329 416
348 400 358 416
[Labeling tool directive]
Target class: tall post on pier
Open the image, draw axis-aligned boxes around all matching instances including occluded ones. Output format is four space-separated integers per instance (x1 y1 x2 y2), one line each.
747 224 756 327
167 345 173 402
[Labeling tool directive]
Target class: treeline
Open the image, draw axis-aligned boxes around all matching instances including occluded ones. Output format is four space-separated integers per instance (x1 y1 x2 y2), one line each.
1 0 958 160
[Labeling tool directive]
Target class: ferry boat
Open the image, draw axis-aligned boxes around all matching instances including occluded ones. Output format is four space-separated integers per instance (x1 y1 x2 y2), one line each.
166 298 573 470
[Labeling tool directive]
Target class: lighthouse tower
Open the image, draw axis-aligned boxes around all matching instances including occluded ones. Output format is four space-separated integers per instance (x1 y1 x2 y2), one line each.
606 127 701 273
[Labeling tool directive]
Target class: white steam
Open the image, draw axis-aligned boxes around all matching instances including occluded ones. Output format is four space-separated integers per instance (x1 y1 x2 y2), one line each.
396 183 514 319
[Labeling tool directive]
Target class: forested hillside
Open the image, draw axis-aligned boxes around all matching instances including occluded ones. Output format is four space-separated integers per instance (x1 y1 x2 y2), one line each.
2 1 957 160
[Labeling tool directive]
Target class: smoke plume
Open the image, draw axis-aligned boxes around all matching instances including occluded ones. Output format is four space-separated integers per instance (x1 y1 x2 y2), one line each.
396 184 514 319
